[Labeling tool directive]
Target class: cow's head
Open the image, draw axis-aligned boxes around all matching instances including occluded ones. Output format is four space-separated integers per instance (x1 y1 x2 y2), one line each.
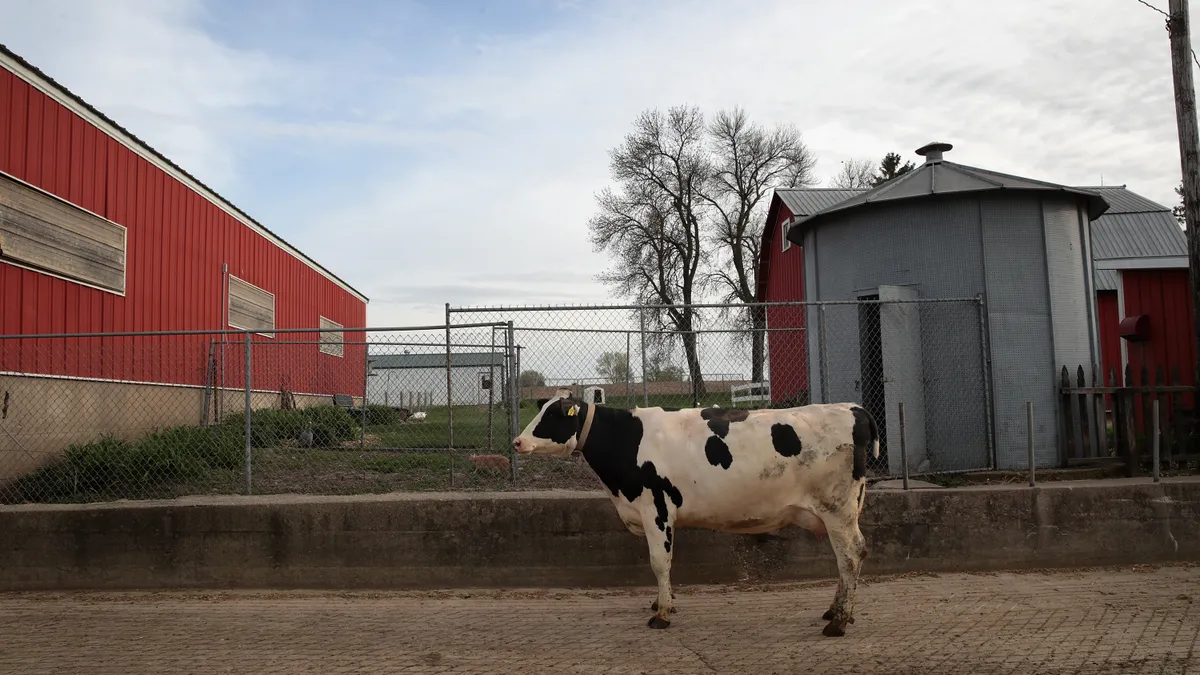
513 388 584 456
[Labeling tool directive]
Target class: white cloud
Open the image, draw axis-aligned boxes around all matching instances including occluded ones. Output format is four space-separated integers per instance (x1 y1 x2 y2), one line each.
3 0 1192 334
304 0 1189 326
2 0 284 190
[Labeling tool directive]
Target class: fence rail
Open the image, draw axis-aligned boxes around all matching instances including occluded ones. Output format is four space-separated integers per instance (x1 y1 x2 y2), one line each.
1059 364 1200 475
1 298 998 505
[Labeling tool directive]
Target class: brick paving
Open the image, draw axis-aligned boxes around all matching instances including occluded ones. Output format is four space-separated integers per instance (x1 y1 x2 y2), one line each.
0 565 1197 674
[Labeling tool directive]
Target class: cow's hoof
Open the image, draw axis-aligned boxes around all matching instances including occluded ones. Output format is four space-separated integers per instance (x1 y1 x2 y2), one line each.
647 616 671 629
822 609 835 621
650 601 678 613
822 621 846 637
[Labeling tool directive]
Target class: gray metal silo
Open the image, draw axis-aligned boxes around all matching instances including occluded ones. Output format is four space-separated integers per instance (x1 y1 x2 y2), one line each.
786 142 1108 473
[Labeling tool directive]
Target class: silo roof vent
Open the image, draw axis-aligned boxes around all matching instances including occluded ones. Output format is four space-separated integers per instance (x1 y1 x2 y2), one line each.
915 141 953 163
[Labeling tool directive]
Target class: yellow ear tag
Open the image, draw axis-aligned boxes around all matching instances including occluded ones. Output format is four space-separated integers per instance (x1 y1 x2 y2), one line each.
567 405 578 417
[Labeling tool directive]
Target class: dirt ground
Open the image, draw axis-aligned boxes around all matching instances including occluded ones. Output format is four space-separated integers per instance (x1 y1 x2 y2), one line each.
1 564 1197 674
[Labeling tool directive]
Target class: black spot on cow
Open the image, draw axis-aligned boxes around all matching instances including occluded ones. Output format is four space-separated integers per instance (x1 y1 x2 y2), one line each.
700 407 749 438
850 405 878 481
640 460 683 531
660 407 681 412
664 526 673 553
704 435 733 470
770 423 803 457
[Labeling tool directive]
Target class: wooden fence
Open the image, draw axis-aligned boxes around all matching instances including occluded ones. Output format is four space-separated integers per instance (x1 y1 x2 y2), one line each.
1059 364 1199 475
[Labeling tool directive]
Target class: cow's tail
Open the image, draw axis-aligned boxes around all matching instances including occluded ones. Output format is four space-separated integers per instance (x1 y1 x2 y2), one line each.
850 405 879 482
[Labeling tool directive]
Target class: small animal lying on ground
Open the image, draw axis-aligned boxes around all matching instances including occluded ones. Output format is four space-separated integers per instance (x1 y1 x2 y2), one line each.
469 454 511 473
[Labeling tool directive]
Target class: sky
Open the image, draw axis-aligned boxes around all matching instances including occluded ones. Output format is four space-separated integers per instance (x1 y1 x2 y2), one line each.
1 0 1193 333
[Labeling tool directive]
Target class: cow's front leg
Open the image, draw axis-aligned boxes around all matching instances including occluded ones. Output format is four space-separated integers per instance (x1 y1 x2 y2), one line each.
822 581 843 622
642 511 676 629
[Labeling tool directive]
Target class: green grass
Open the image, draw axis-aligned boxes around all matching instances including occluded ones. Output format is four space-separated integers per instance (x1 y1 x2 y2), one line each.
4 392 785 505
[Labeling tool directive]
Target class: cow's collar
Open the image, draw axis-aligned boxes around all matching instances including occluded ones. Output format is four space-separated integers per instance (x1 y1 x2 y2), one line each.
574 401 597 455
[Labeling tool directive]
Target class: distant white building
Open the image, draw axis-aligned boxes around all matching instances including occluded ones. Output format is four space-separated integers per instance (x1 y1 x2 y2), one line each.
367 352 507 407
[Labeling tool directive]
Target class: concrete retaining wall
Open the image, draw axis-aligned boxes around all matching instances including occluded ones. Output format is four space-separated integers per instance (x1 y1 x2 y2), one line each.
2 477 1198 591
0 373 350 481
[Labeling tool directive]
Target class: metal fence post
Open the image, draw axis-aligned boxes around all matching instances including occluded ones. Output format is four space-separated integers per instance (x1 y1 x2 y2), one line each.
639 308 649 406
445 303 454 488
243 330 252 496
1153 399 1161 483
977 295 996 469
899 402 909 490
626 330 632 400
1027 401 1036 487
360 331 368 448
508 321 520 480
818 304 828 403
487 327 496 454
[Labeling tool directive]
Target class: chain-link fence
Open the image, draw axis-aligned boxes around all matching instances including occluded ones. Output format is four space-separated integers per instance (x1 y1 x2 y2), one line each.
0 298 994 504
450 297 993 484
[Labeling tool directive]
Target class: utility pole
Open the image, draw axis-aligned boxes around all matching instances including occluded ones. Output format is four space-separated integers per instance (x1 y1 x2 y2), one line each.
1168 0 1200 420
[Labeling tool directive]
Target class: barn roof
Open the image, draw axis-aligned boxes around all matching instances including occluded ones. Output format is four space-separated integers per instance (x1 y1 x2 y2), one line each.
0 42 368 303
368 352 506 370
783 142 1110 246
776 188 866 217
1083 186 1187 290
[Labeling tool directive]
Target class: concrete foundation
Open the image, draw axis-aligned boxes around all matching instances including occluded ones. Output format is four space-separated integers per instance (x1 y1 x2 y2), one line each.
1 477 1197 591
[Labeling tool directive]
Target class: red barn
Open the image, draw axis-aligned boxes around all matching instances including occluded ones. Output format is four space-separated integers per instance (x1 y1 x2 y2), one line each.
754 188 861 405
1087 186 1191 390
0 45 368 478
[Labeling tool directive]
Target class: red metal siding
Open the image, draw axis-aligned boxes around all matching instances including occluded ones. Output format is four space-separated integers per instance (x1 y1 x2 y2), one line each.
0 68 367 398
1121 269 1196 386
1120 269 1196 428
1096 290 1120 383
761 204 810 404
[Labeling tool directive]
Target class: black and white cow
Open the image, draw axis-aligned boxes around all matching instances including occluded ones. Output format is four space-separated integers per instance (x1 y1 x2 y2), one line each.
512 389 879 637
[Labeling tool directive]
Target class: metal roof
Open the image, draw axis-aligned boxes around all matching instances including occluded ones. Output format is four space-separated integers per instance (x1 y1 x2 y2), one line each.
368 352 506 370
1083 186 1186 291
766 183 1182 293
784 145 1110 245
776 188 865 217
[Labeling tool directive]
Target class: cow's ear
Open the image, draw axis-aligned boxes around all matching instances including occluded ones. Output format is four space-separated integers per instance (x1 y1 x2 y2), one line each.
557 398 578 417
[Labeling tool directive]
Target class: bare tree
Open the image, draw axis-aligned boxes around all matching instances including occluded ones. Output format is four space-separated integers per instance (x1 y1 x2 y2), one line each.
703 107 817 382
590 106 710 400
829 158 876 189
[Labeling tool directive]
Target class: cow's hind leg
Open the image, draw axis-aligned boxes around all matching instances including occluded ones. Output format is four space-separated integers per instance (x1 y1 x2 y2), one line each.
821 519 868 637
642 511 676 629
649 592 676 613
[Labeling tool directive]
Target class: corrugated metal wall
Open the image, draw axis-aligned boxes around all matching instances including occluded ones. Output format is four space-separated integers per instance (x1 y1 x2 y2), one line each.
368 366 501 408
1043 201 1096 374
761 203 810 404
0 67 367 398
979 196 1057 470
803 196 990 472
1096 291 1121 380
1122 268 1196 396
